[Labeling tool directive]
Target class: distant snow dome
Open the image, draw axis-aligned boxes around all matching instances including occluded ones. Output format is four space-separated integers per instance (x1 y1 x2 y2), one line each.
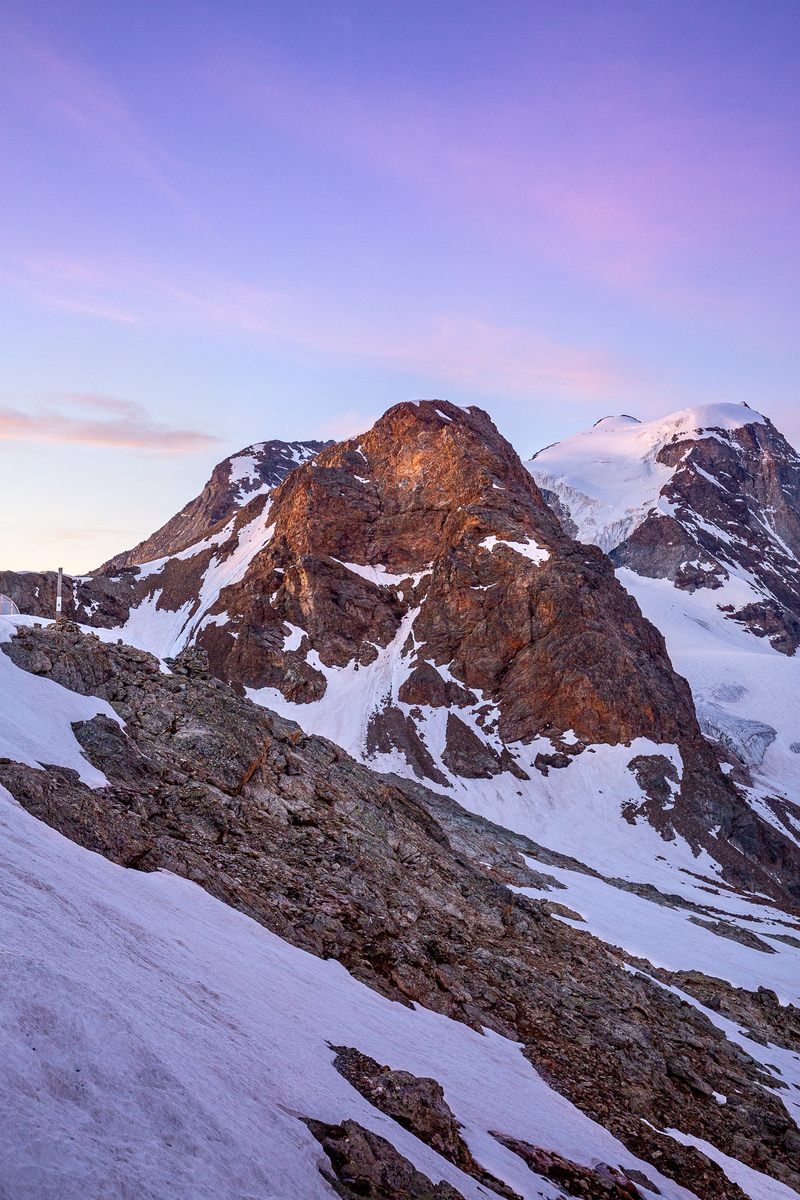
0 594 19 615
525 402 766 554
591 414 642 430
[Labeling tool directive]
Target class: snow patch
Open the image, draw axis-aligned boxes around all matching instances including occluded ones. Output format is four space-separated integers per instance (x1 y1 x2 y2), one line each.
480 536 549 565
0 617 118 786
0 789 700 1200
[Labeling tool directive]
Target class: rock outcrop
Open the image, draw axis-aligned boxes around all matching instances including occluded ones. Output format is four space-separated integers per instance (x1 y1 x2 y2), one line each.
304 1118 467 1199
610 416 800 651
0 621 796 1200
0 567 140 628
331 1047 518 1197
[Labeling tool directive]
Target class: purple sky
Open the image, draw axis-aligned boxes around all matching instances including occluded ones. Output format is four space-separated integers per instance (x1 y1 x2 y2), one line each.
2 0 799 570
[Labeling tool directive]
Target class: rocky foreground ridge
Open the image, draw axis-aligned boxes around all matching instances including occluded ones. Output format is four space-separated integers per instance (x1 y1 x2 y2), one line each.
3 400 800 1197
2 620 799 1199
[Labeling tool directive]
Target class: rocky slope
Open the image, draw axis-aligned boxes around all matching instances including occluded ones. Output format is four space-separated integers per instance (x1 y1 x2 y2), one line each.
525 403 800 850
101 437 332 569
57 399 799 909
4 402 800 909
0 437 330 628
2 618 798 1199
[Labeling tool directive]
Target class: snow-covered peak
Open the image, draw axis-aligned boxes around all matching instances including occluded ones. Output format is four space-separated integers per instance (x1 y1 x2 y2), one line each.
226 440 324 502
227 448 263 488
526 403 766 553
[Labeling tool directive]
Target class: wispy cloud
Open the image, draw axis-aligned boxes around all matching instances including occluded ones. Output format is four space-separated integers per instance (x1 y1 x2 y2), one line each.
0 28 176 196
0 394 220 454
0 252 647 406
215 51 800 302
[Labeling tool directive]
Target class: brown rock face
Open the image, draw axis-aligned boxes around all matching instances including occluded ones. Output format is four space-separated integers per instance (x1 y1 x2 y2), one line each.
330 1047 519 1198
490 1134 655 1200
609 418 800 653
139 400 800 898
304 1118 466 1199
200 402 703 755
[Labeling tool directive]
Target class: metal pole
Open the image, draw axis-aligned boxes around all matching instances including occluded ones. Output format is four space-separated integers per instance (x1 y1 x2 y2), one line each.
56 567 63 618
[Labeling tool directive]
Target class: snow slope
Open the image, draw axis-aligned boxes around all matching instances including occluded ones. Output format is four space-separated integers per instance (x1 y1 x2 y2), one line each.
526 404 764 552
521 401 800 823
618 569 800 827
0 646 708 1200
105 500 274 660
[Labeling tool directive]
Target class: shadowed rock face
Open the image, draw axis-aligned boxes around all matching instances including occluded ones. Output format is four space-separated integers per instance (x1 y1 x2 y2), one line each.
330 1047 519 1198
608 418 800 653
490 1134 653 1200
0 622 797 1200
99 438 332 570
0 568 139 628
303 1118 467 1199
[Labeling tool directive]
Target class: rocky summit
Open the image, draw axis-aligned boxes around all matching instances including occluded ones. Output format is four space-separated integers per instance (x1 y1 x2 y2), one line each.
1 400 800 1200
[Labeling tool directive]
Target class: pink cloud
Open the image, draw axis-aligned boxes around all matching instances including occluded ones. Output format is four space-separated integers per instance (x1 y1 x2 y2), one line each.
212 51 800 298
0 250 648 405
0 394 220 454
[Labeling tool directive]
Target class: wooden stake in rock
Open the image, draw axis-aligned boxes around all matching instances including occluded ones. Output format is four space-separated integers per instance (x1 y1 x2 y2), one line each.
55 567 63 619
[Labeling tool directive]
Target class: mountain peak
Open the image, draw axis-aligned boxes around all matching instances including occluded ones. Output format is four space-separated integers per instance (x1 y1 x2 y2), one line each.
526 402 769 556
98 437 332 571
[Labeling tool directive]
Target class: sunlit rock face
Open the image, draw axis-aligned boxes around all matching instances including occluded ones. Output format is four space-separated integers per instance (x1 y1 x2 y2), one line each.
197 401 702 748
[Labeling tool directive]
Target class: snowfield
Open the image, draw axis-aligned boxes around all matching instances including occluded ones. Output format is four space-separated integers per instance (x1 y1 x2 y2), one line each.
1 615 799 1197
524 401 800 846
0 649 705 1200
526 403 764 553
618 568 800 823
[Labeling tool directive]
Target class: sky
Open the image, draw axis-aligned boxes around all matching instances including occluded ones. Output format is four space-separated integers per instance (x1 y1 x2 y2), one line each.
1 0 799 572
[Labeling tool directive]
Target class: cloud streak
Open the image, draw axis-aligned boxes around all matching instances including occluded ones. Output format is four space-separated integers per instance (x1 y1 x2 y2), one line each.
215 48 800 301
0 27 177 196
0 252 647 406
0 394 220 455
